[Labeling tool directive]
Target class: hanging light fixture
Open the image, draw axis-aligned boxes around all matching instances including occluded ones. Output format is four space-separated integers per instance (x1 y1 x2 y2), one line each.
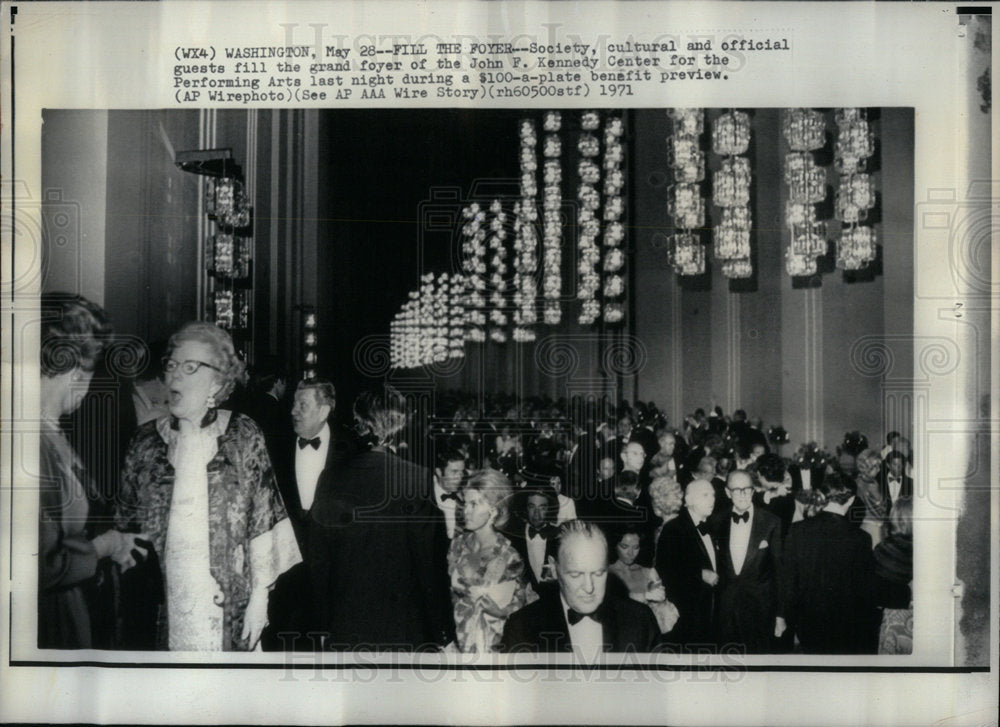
602 113 626 323
666 109 706 277
460 202 487 342
834 108 878 271
577 110 602 325
713 109 753 279
782 108 828 275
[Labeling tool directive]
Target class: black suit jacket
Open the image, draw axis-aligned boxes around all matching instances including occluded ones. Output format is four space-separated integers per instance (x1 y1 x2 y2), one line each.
655 508 719 648
308 448 452 650
508 521 559 589
877 469 914 516
710 506 783 654
278 428 351 551
781 511 877 654
498 582 659 654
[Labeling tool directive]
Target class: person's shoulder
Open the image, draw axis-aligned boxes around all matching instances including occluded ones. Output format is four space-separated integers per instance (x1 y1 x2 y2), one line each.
126 418 166 452
228 410 265 438
754 506 781 528
661 511 689 535
607 591 657 626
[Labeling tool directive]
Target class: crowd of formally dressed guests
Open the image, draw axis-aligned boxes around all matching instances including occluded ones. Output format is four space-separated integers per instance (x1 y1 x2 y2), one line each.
38 292 914 658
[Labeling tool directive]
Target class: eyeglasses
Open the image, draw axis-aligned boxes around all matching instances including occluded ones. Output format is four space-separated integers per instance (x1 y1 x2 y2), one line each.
727 486 755 496
162 358 222 376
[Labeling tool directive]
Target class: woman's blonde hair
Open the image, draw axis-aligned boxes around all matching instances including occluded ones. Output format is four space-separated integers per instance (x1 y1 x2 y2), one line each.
461 468 514 531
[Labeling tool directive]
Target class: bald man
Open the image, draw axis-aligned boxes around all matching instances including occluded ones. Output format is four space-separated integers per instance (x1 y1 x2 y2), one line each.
499 520 659 658
656 478 720 651
710 470 784 654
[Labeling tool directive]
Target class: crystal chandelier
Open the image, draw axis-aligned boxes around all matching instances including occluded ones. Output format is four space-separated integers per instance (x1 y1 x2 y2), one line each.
541 111 562 326
666 109 706 276
782 108 827 276
487 200 508 343
713 110 753 279
512 117 540 341
577 110 602 325
834 108 878 271
602 113 626 323
460 202 487 342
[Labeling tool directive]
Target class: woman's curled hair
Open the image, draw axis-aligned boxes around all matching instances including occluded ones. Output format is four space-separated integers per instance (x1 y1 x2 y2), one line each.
167 321 246 402
40 292 113 377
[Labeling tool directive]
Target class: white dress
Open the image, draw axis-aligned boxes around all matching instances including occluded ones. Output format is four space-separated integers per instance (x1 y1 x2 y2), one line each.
164 420 226 650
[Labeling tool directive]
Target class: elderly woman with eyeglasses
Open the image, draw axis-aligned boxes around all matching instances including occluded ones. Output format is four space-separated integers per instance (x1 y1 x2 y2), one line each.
117 322 300 651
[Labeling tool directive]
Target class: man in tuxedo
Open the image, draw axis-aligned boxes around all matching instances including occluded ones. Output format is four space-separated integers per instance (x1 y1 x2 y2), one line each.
245 355 290 459
752 453 796 542
711 470 785 655
879 452 914 517
508 482 560 588
781 470 877 654
309 388 454 651
656 478 719 652
263 378 336 651
432 447 467 540
499 520 659 658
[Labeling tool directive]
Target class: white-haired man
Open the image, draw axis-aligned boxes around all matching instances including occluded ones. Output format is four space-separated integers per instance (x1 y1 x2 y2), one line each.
499 519 659 659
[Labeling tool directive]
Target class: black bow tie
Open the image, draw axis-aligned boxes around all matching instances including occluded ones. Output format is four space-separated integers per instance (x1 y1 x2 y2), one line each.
528 526 545 540
732 511 749 524
696 520 711 536
439 491 459 503
567 606 604 626
298 436 321 450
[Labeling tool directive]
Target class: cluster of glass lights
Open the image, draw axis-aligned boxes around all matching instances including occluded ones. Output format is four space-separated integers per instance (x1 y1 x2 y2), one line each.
576 111 603 325
541 113 563 326
302 309 318 380
389 272 466 369
602 115 626 323
460 202 488 342
782 108 828 276
486 200 510 343
512 119 540 342
666 109 706 276
712 110 753 279
834 108 877 271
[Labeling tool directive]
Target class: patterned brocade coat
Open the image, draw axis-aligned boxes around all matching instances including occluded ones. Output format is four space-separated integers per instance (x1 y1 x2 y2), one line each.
117 412 301 650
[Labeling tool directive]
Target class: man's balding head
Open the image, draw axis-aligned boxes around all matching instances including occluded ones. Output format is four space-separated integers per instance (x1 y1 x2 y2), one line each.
685 478 716 522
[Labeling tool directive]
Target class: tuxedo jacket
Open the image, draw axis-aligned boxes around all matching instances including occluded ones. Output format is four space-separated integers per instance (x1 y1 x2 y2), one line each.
308 448 453 650
508 521 560 589
277 429 351 551
780 511 877 654
710 506 783 654
877 469 914 515
498 582 659 654
655 508 719 647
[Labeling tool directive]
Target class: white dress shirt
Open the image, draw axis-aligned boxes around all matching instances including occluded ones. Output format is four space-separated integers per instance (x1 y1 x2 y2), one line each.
562 594 603 661
294 422 330 512
729 506 753 575
887 477 903 504
526 524 547 582
433 480 459 539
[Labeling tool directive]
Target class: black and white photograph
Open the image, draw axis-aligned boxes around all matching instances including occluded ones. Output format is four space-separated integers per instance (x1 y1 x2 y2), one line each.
31 104 934 659
1 2 995 725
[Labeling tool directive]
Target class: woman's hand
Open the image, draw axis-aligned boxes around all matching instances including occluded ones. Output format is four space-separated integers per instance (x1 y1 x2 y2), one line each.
476 593 507 619
92 530 151 572
241 589 269 650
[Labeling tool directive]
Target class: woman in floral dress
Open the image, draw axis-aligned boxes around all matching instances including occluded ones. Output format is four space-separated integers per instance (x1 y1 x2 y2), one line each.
117 322 300 651
447 469 534 653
